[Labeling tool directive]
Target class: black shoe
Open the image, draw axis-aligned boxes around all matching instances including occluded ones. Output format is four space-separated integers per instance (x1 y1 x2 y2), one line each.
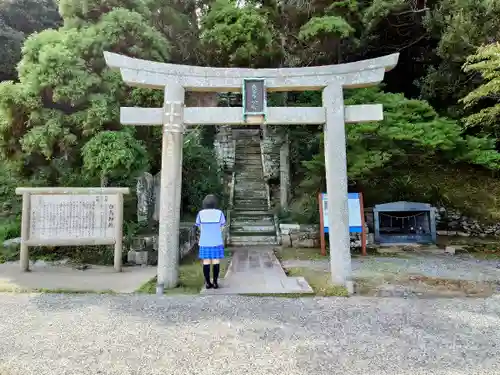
203 264 212 289
213 264 220 289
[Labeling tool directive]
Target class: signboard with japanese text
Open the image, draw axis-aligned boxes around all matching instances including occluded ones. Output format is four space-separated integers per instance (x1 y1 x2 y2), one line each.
319 192 366 256
320 193 363 233
243 78 266 118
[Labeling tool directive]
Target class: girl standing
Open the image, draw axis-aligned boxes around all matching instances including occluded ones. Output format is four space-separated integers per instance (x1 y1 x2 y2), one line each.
195 194 226 289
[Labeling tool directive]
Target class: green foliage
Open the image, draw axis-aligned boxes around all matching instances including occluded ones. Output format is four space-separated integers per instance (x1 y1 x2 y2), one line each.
420 0 500 115
299 16 354 40
288 87 500 221
362 164 500 222
182 129 224 214
300 88 500 191
0 0 61 81
82 129 149 185
461 42 500 138
0 0 498 240
361 0 405 31
200 0 275 67
0 2 170 183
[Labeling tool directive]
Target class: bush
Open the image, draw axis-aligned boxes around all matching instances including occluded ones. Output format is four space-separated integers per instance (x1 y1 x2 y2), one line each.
182 129 224 214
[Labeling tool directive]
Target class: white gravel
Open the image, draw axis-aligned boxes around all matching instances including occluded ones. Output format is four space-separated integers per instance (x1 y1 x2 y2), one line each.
0 293 500 375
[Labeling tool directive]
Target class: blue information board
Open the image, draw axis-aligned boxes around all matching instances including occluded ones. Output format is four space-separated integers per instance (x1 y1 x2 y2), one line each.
320 193 363 233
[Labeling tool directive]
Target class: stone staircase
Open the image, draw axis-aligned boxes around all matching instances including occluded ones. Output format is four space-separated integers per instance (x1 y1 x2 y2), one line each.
230 129 278 246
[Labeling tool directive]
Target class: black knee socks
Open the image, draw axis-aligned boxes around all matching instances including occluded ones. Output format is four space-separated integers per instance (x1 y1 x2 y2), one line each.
203 264 212 287
213 264 220 285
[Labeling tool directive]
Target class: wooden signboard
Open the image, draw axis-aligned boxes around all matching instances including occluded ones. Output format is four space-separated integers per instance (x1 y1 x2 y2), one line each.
15 187 129 272
319 192 367 256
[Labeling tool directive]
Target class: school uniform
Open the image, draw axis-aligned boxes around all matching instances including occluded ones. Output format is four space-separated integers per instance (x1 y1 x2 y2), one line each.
195 208 226 260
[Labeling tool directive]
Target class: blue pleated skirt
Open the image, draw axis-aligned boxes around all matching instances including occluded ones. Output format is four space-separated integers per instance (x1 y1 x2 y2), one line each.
199 245 225 260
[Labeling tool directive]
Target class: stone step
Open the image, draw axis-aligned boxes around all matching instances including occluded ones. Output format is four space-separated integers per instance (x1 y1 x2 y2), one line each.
235 153 260 157
234 186 267 191
233 193 267 199
235 166 262 171
234 156 262 167
235 143 260 149
236 168 263 174
235 173 264 179
234 196 267 202
235 176 264 180
231 213 273 220
234 167 262 172
236 171 263 176
236 170 262 175
231 215 273 222
233 207 269 213
231 217 274 225
234 186 267 192
235 161 261 166
235 152 261 157
233 198 268 205
232 129 260 136
233 199 268 206
232 209 273 216
233 205 268 210
230 224 276 233
231 219 274 226
234 181 266 187
234 208 269 213
235 162 262 168
235 150 261 156
236 183 264 186
229 235 278 246
234 161 261 167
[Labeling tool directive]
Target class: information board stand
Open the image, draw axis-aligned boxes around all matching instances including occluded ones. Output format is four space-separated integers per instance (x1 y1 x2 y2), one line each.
319 192 367 256
15 187 130 272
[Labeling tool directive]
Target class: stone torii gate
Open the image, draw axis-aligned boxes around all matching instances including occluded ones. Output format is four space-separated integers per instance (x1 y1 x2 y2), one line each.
104 51 399 294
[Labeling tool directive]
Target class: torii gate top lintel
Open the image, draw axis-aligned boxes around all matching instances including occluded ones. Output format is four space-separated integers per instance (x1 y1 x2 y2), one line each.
103 51 399 92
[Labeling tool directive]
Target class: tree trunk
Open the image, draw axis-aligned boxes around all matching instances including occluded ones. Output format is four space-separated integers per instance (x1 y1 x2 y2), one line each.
100 174 108 187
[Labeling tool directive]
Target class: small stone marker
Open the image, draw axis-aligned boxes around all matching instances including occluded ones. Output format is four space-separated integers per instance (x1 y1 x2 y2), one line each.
15 187 129 272
444 246 456 255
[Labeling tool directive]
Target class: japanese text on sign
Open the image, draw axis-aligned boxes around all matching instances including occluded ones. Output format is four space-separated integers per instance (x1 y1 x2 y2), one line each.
243 79 265 114
29 194 118 240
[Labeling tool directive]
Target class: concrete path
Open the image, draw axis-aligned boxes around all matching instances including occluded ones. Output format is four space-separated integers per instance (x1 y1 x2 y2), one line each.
201 246 313 295
0 293 499 375
0 261 156 293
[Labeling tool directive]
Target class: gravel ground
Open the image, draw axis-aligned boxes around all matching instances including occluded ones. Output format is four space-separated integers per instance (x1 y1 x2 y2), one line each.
1 293 500 375
283 253 500 282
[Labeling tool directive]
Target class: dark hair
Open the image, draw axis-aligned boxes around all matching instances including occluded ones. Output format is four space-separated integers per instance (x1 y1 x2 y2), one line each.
202 194 218 209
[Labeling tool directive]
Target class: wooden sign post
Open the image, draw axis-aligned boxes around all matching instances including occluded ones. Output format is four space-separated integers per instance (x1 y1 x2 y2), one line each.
319 192 367 256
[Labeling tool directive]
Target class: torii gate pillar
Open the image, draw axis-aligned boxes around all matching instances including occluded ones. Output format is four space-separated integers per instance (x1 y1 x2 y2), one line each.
104 51 399 294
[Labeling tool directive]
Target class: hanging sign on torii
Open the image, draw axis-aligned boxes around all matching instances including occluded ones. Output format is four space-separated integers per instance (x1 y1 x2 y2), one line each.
242 78 266 123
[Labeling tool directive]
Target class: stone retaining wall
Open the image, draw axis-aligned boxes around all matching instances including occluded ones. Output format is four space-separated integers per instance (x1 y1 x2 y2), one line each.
261 126 282 181
127 225 198 265
435 207 500 237
279 224 370 248
213 125 235 171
